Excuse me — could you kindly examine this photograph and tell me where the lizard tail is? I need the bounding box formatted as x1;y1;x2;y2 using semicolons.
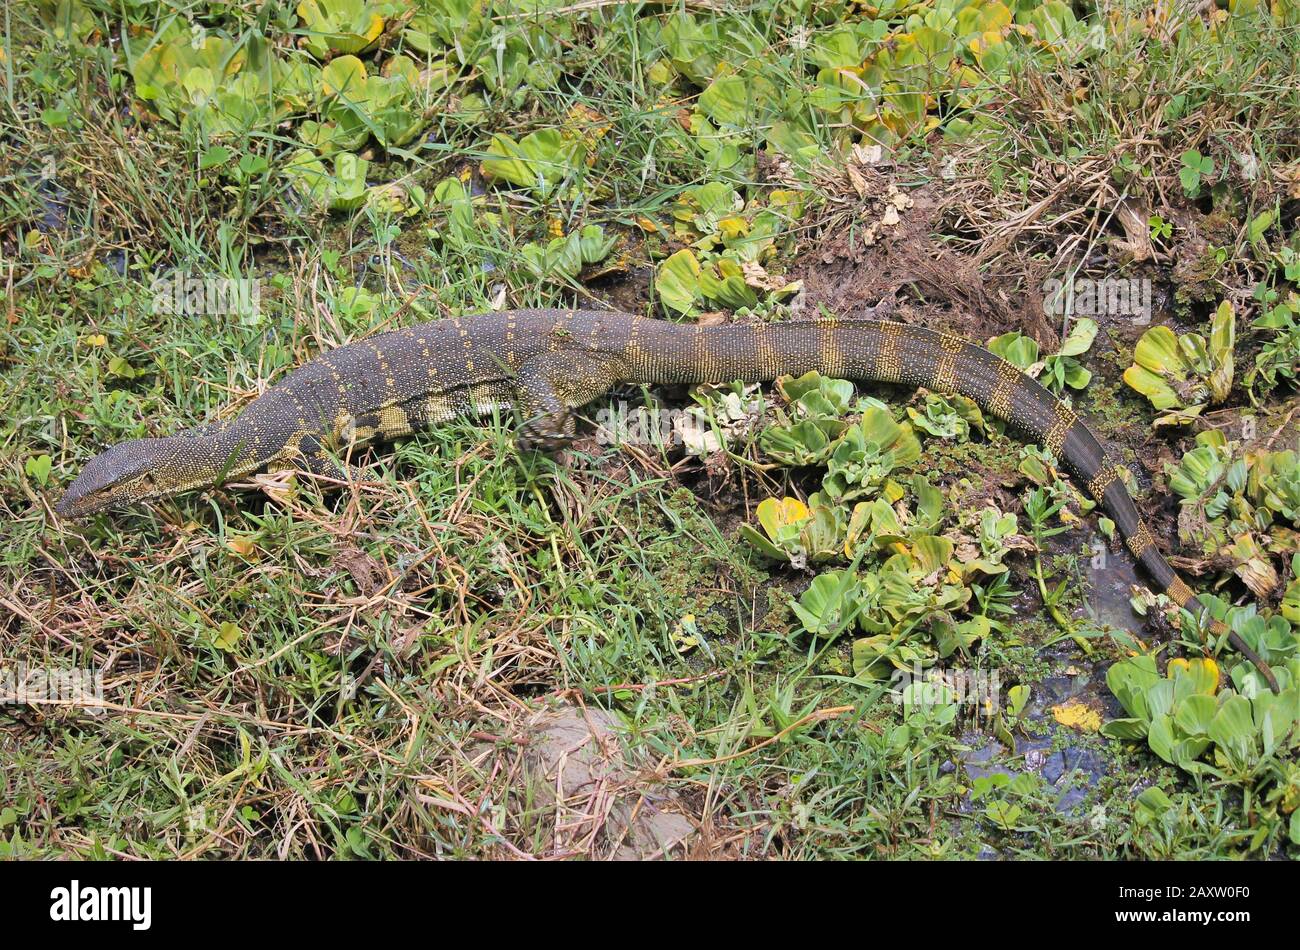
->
664;317;1280;692
897;323;1280;693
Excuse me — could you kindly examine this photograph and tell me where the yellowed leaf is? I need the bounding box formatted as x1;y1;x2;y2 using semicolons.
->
226;536;259;560
717;216;749;239
361;13;384;43
1050;700;1102;732
1167;657;1219;694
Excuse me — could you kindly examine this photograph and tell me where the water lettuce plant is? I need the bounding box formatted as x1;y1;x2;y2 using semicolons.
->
283;149;370;211
1103;652;1300;799
480;128;588;200
906;392;985;440
1248;291;1300;393
987;317;1097;394
791;565;865;639
520;225;616;283
821;408;922;501
1123;302;1235;425
1166;429;1300;597
296;0;389;59
655;250;759;315
740;494;847;568
129;26;318;140
317;54;443;150
650;185;804;316
1104;590;1300;850
753;373;908;477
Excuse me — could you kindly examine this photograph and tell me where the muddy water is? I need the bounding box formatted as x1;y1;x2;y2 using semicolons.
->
955;529;1149;830
1079;530;1148;635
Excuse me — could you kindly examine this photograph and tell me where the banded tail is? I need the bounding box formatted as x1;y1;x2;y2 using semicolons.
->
620;316;1277;690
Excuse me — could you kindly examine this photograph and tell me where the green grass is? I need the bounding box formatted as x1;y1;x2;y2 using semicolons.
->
1;0;1298;859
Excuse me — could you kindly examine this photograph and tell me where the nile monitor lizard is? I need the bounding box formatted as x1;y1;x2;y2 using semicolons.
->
54;308;1279;690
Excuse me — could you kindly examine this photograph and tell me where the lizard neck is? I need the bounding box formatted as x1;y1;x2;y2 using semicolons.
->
166;417;275;489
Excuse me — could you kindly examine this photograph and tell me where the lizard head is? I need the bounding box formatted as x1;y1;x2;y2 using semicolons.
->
55;437;207;519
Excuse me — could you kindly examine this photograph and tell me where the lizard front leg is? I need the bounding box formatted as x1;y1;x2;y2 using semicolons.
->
294;433;366;485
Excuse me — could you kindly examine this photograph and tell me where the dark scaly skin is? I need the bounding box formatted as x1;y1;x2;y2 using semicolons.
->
56;309;1278;690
